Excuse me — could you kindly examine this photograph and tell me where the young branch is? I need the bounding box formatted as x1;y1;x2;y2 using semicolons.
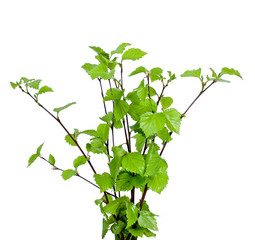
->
98;78;108;115
39;156;115;197
146;74;151;99
156;81;167;105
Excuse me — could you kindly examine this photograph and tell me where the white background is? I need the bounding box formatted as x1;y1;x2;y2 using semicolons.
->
1;0;254;239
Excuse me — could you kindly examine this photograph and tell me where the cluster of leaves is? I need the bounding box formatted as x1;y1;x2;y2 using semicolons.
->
11;42;242;240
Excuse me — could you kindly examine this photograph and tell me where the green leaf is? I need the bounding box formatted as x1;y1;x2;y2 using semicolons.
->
111;43;131;55
94;172;114;193
126;91;141;104
48;154;55;165
102;218;109;239
101;69;116;80
145;142;168;176
87;138;107;154
127;226;144;237
10;82;18;89
26;79;42;89
88;63;108;80
28;153;38;167
150;67;163;81
167;71;176;82
181;68;201;78
122;152;145;175
112;145;127;159
140;99;157;113
160;97;173;110
122;48;147;61
81;63;97;74
129;66;148;77
116;172;134;192
126;202;139;227
97;124;110;142
138;210;158;231
157;127;172;142
110;157;122;181
164;108;181;134
89;46;108;56
65;134;77;146
210;68;218;78
114;100;129;122
73;156;87;169
104;196;129;215
131;174;147;188
132;133;146;153
38;86;53;95
111;221;125;235
219;67;243;79
104;88;124;101
140;112;166;137
100;112;113;123
53;102;76;115
143;228;156;237
147;171;168;194
82;129;99;138
146;85;157;97
62;169;76;180
128;103;147;121
36;143;44;155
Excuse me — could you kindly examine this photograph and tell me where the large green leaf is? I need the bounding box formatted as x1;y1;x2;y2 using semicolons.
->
129;66;148;77
126;91;141;104
219;67;243;79
73;156;87;169
122;152;145;175
157;127;172;142
110;221;126;235
140;99;157;113
163;108;181;134
138;210;158;231
122;48;147;61
181;68;201;78
111;43;131;55
147;171;168;194
127;226;144;237
104;88;124;101
160;97;173;110
126;202;139;227
140;112;166;137
53;102;76;115
145;142;168;176
114;100;129;122
97;124;110;142
94;172;114;192
104;196;129;215
62;169;77;180
115;172;134;192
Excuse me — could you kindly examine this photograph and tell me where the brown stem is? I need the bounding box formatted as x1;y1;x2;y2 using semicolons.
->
156;83;167;105
146;74;151;99
98;78;108;115
139;184;148;210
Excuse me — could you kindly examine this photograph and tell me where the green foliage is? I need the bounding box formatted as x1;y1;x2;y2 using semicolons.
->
12;43;243;240
62;169;77;180
122;48;147;61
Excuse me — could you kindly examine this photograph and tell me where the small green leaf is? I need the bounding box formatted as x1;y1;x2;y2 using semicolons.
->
36;143;44;155
88;63;108;80
104;88;124;101
100;112;113;123
104;196;129;215
127;226;144;237
126;202;139;227
38;86;53;95
140;112;166;137
160;97;173;110
10;82;18;89
114;100;129;122
53;102;76;115
122;152;145;175
112;145;127;159
138;210;158;231
48;154;55;165
82;130;99;138
157;127;172;142
148;171;169;194
109;157;122;181
94;172;114;192
26;79;42;89
81;63;97;74
150;67;163;81
102;218;109;239
97;124;110;142
116;172;134;192
110;221;126;235
164;108;181;134
101;69;116;80
89;46;108;56
122;48;147;61
219;67;243;79
126;91;141;104
62;169;77;180
111;43;131;55
65;134;77;146
181;68;201;78
73;156;87;169
140;98;157;113
143;228;156;237
132;133;146;153
28;153;38;167
129;66;148;77
210;68;218;78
